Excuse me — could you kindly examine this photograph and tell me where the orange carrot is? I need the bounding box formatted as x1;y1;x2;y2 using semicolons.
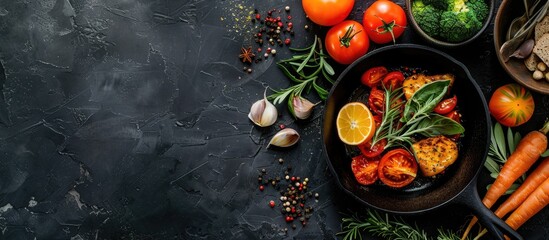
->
461;121;549;240
494;158;549;219
505;176;549;230
472;158;549;240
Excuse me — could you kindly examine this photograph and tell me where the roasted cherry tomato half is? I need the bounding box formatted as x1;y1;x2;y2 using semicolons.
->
368;87;385;115
434;95;457;115
382;71;405;90
373;114;382;129
361;66;388;88
358;138;387;158
445;110;461;123
378;148;417;188
351;155;380;185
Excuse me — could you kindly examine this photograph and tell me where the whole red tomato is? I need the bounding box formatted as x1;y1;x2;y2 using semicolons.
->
325;20;370;64
489;84;534;127
378;148;417;188
302;0;354;26
351;155;380;185
363;0;407;44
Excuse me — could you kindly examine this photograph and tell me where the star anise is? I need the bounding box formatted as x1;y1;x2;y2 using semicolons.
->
239;46;255;64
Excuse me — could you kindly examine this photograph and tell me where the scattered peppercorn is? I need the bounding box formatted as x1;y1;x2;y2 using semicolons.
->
269;200;275;208
285;6;290;11
259;185;264;191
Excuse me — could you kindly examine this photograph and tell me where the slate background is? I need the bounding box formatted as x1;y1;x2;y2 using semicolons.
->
0;0;547;239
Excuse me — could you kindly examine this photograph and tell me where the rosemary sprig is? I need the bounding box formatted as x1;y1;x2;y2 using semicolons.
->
338;209;466;240
484;122;524;194
268;36;335;110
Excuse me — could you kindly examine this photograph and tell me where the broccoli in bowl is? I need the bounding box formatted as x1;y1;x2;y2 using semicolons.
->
412;0;490;43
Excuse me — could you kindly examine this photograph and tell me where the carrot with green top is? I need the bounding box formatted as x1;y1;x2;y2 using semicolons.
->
461;121;549;240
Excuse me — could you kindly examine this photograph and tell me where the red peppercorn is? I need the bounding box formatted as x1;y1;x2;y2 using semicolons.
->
287;15;292;20
276;16;281;22
291;207;296;213
257;48;262;52
279;124;285;129
288;22;293;28
259;185;265;191
277;22;283;27
255;14;261;20
269;200;275;208
291;176;296;182
284;38;291;45
285;216;292;222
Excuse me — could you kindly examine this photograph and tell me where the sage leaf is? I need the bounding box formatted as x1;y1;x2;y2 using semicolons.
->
484;156;500;175
541;149;549;157
415;114;465;137
494;123;506;159
403;80;450;122
507;126;515;154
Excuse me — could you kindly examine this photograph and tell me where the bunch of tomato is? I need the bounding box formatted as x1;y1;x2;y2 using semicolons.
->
303;0;407;64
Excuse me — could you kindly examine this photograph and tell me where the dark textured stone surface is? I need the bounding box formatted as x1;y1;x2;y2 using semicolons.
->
0;0;547;239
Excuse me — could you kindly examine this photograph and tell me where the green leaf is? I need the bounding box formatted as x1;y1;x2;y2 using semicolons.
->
321;58;335;76
297;37;317;73
514;132;522;151
484;156;500;174
494;123;506;159
277;62;304;83
313;80;329;100
403;80;450;122
505;183;521;195
507;127;515;153
490;172;499;178
415;114;465;137
541;149;549;157
287;94;296;118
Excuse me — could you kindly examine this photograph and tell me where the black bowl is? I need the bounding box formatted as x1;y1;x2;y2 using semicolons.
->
405;0;495;48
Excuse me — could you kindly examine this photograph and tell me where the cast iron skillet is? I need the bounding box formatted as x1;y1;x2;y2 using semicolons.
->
321;44;523;240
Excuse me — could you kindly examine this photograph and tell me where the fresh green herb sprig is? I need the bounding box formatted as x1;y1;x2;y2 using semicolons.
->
338;209;466;240
371;80;464;150
484;122;524;194
268;36;335;112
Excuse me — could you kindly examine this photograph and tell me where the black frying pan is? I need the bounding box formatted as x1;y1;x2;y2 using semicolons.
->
321;44;522;240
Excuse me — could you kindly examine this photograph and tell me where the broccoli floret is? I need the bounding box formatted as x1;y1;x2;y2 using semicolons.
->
412;0;442;36
423;0;449;10
439;0;489;42
466;0;489;21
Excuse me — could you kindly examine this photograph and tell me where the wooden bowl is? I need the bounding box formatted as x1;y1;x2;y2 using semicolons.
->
494;0;549;94
405;0;495;48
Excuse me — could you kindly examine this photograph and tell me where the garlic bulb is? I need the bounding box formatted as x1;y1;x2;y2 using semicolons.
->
291;96;319;120
248;88;278;127
267;128;300;148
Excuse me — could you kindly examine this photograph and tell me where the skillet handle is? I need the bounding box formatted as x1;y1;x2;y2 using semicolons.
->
454;183;523;240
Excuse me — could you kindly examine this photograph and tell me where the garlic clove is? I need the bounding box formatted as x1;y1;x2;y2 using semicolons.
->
267;128;300;148
248;88;278;127
510;39;535;60
291;96;320;120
